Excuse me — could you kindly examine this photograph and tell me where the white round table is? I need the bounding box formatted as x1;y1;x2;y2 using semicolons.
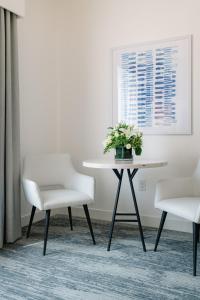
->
83;159;167;252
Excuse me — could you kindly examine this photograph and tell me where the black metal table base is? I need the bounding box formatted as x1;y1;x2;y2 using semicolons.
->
107;168;146;252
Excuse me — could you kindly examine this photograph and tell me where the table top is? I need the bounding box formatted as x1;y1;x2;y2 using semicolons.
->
83;159;167;170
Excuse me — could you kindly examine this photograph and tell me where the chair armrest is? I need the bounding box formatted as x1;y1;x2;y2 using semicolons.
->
69;172;95;200
22;179;43;210
155;177;194;205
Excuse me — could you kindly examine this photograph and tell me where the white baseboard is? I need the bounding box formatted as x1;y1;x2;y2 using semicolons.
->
70;207;192;233
21;208;65;227
21;207;192;233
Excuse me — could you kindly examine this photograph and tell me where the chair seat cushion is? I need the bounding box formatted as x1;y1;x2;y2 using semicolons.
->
155;197;200;223
41;189;94;210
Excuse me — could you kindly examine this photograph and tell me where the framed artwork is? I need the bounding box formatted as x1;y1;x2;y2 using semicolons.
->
112;35;192;134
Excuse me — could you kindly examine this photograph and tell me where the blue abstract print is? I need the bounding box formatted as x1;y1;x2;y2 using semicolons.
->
119;46;178;129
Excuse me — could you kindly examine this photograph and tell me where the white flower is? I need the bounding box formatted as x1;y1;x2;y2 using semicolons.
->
128;125;134;131
114;132;119;138
119;128;126;135
132;126;140;134
108;136;112;142
105;136;112;145
103;136;112;147
125;128;133;139
126;144;132;150
103;140;107;147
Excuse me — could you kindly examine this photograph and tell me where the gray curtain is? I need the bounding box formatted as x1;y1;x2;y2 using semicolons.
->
0;8;21;248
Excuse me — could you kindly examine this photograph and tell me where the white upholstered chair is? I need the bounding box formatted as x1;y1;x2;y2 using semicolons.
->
154;160;200;276
22;153;95;255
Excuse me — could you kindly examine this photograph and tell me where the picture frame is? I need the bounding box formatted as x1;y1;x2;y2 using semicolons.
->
112;35;192;134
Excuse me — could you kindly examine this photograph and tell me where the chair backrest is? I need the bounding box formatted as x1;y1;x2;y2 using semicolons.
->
23;153;76;186
193;159;200;196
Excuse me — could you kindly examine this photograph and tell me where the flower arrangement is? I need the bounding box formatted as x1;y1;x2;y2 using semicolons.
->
103;123;143;160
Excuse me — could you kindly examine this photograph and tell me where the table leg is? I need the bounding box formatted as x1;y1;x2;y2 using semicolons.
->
107;168;146;252
107;169;124;251
127;169;146;252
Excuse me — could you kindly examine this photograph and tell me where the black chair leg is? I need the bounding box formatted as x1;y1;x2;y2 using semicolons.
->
193;222;198;276
43;210;51;256
154;211;167;251
83;204;96;245
197;224;200;243
68;207;73;230
26;206;36;238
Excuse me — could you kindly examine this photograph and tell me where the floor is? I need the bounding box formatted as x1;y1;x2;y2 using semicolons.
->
0;215;200;300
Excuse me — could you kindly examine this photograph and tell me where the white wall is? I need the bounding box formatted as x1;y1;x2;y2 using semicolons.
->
18;0;200;232
0;0;25;17
56;1;88;164
58;0;200;232
18;0;59;221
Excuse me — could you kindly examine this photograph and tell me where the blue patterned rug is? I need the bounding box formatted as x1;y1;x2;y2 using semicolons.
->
0;215;200;300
